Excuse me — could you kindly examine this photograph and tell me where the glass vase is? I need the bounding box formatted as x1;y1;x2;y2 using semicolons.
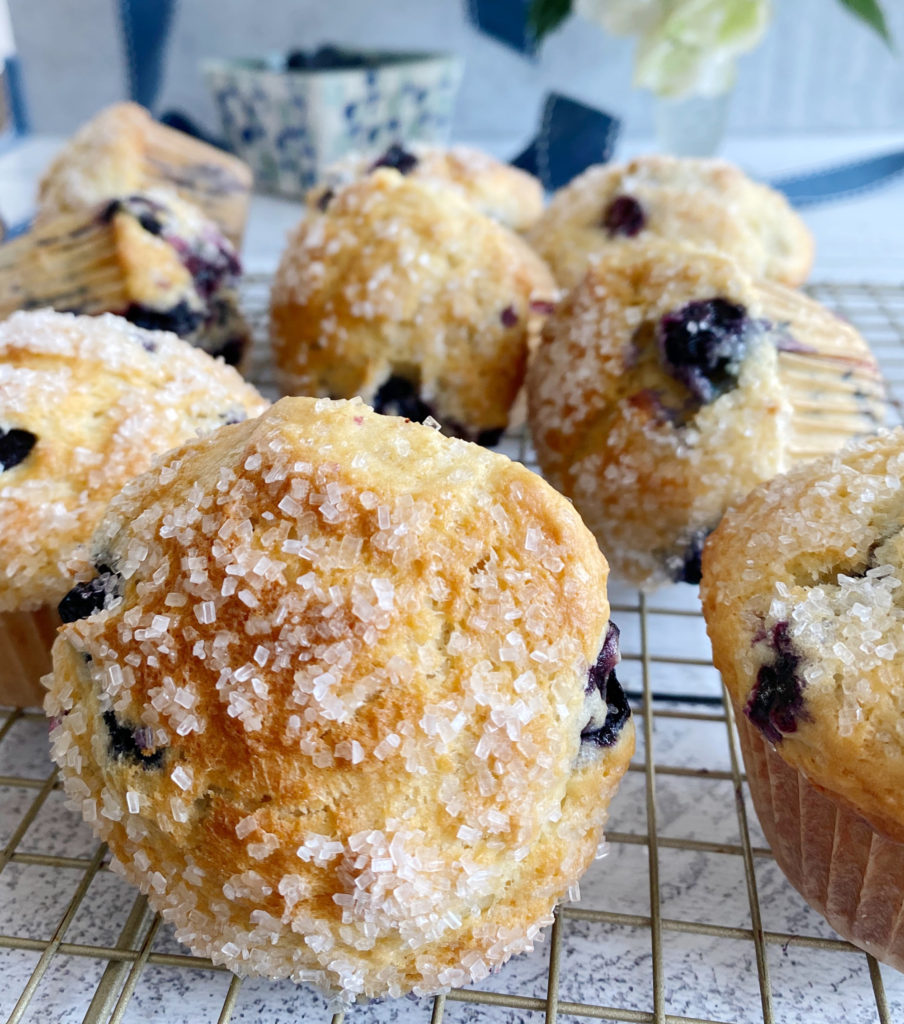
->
652;90;732;158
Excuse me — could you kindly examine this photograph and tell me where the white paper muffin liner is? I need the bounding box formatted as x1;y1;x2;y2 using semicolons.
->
0;605;60;708
737;712;904;969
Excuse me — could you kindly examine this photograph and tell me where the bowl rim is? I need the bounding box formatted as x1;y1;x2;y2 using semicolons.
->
202;51;462;80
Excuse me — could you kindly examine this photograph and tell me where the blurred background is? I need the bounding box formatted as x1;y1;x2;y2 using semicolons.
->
9;0;904;149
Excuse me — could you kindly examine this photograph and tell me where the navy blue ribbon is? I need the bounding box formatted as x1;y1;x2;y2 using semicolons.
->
4;55;28;136
513;92;621;191
465;0;538;56
118;0;177;112
771;150;904;208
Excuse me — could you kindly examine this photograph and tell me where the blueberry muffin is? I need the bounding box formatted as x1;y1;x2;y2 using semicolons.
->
0;309;267;707
45;396;634;1000
702;428;904;969
527;243;885;589
307;142;545;232
36;103;252;247
525;155;814;291
271;170;556;444
0;191;251;367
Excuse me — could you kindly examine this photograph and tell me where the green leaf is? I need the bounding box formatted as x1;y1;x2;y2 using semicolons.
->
527;0;574;44
837;0;893;46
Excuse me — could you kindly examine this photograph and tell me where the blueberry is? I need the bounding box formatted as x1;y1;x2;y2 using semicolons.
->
100;196;164;236
169;240;241;301
103;711;164;769
476;427;505;448
316;188;334;212
220;407;247;425
582;671;631;747
745;621;807;743
602;195;646;238
210;337;247;367
581;622;631;747
372;375;434;422
287;45;368;71
658;298;752;405
500;305;518;328
672;529;710;585
369;143;419;176
58;566;121;623
124;301;205;338
0;427;37;471
529;299;556;316
586;622;620;693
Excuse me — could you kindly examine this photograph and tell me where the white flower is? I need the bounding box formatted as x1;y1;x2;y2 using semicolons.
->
635;0;772;98
574;0;665;36
575;0;772;99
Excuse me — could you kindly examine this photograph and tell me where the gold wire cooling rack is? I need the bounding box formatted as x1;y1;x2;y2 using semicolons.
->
3;279;904;1024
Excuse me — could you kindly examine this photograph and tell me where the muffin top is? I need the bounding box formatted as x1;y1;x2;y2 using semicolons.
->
46;396;632;998
272;169;556;439
306;143;545;232
0;309;267;612
35;102;252;243
702;429;904;842
525;155;814;290
527;241;884;588
37;104;155;218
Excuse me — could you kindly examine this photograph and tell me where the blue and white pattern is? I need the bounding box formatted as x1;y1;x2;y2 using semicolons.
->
204;54;463;198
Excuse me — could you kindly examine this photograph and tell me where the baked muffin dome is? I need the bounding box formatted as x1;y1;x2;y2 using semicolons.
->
271;170;556;445
45;396;634;1000
0;309;267;614
36;102;252;247
527;243;885;589
525;155;814;291
306;142;545;232
702;429;904;968
0;191;251;368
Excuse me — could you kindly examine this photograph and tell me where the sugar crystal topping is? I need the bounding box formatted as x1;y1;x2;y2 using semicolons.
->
45;396;623;1001
0;309;267;610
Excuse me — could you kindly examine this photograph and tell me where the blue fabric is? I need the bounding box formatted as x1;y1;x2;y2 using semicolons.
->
4;217;29;238
465;0;537;56
512;93;620;191
118;0;177;111
771;149;904;208
4;55;28;135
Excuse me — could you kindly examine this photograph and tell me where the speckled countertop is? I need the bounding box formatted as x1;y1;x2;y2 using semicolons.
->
3;134;904;1024
6;574;904;1024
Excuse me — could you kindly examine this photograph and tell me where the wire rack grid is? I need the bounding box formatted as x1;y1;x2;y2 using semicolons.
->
2;280;904;1024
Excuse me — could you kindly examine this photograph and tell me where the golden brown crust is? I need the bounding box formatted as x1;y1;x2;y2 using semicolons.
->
0;310;268;612
36;103;252;247
525;155;814;291
306;144;545;232
271;171;556;440
45;396;633;999
527;242;885;589
702;428;904;844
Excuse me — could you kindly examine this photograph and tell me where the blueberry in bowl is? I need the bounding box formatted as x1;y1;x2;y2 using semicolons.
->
203;49;462;198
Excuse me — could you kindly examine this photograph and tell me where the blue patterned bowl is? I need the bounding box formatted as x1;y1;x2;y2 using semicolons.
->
203;51;463;199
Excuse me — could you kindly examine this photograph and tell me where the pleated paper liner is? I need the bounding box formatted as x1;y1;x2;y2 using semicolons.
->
755;279;889;460
736;712;904;970
0;605;59;708
140;115;253;249
0;211;131;319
